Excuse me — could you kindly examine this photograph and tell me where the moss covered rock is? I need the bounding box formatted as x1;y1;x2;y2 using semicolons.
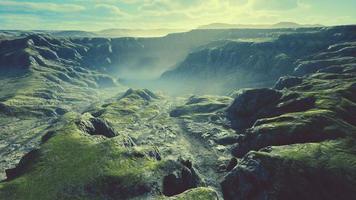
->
222;139;356;200
0;113;171;200
222;55;356;199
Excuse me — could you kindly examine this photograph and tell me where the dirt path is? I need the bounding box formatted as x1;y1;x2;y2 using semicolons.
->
173;118;227;198
136;96;227;196
133;96;229;197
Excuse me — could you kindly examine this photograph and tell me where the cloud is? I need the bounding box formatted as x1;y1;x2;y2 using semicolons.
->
227;0;249;6
0;1;85;13
140;1;171;11
95;4;129;16
131;0;250;28
74;0;139;3
139;0;205;11
0;14;42;30
0;0;354;30
249;0;299;10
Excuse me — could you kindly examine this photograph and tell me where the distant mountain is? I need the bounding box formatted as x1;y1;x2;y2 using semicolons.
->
0;29;187;39
0;22;324;39
271;21;323;28
95;28;187;38
51;30;97;38
198;21;324;29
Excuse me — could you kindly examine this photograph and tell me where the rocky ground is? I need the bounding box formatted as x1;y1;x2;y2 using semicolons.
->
0;26;356;199
0;87;236;199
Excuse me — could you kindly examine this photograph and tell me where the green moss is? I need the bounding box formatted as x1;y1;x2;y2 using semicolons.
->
89;90;161;129
156;187;218;200
247;138;356;199
253;108;332;127
0;116;163;200
269;138;356;172
170;95;232;117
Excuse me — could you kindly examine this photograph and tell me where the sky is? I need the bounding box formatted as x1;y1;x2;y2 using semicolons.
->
0;0;355;31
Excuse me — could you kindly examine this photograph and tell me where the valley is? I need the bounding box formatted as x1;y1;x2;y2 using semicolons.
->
0;25;355;200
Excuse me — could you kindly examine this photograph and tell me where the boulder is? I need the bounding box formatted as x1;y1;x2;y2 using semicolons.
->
226;88;282;130
5;149;40;181
227;87;317;132
221;153;269;200
222;141;356;200
76;117;117;138
162;160;203;196
231;111;350;157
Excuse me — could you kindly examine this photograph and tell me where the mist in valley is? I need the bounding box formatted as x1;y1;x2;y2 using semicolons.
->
104;28;309;96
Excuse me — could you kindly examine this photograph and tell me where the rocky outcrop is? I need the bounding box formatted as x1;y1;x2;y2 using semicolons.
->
170;95;232;117
160;25;356;93
226;88;283;130
231;110;350;157
162;160;203;196
5;149;40;181
227;87;316;132
76;117;118;138
221;153;269;200
221;49;356;199
294;57;356;76
222;141;356;200
227;68;356;157
120;88;158;101
293;40;356;76
0;35;78;70
0;34;119;90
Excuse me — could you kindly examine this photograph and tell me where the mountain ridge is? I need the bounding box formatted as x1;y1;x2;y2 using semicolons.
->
197;21;324;29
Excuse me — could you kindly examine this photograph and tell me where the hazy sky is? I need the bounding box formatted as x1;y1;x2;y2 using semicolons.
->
0;0;355;31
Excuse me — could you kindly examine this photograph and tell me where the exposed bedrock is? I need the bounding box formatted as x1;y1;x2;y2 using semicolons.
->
5;149;40;181
231;110;351;157
222;61;356;199
162;160;204;196
226;88;315;131
222;140;356;200
76;116;118;138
